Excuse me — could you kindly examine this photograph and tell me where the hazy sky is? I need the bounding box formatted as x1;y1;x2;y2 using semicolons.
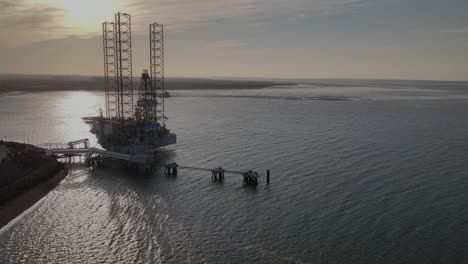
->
1;0;468;80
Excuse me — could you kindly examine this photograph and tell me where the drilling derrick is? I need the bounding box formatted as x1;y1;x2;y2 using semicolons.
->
150;23;166;125
136;70;160;146
137;70;157;121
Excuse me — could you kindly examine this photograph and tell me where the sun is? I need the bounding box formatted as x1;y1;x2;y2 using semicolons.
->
37;0;126;33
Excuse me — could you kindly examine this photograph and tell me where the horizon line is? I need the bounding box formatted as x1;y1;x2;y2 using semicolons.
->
0;73;467;83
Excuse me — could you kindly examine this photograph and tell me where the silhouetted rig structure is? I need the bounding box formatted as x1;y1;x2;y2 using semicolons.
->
41;12;270;187
83;12;175;165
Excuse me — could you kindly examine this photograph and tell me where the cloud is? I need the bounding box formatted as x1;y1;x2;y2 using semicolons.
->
0;0;371;48
0;0;16;10
443;26;468;34
128;0;370;30
418;26;468;36
0;1;64;29
211;40;246;48
318;0;369;15
0;0;67;48
14;8;64;29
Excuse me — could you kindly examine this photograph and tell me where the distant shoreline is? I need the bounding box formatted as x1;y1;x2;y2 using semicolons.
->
1;75;467;93
0;76;290;92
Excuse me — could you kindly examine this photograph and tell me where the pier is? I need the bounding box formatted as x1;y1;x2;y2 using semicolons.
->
164;163;264;187
42;139;270;187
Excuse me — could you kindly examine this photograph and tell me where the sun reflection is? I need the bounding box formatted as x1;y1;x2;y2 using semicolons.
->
37;0;127;33
52;91;104;146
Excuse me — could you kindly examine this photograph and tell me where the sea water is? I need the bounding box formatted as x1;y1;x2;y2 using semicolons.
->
1;80;468;263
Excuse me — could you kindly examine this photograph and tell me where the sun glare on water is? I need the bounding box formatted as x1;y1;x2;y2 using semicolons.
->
37;0;127;33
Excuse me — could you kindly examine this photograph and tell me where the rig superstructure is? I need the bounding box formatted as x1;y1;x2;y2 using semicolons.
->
83;12;176;165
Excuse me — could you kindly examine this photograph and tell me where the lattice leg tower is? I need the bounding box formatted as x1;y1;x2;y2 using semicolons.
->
115;12;134;122
150;23;165;125
102;22;119;118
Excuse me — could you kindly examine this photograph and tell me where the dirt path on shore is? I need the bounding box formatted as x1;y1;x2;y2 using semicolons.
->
0;169;68;230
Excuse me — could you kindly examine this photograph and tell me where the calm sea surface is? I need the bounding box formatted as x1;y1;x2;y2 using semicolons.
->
1;80;468;263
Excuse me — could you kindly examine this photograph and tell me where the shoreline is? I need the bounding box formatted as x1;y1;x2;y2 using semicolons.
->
0;141;68;230
0;169;68;230
0;77;290;92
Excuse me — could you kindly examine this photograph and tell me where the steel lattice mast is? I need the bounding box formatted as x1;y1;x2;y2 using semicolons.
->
102;13;134;122
115;12;134;122
149;23;165;125
102;22;118;118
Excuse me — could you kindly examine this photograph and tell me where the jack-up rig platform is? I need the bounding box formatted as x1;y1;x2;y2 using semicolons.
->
42;12;269;187
82;12;175;165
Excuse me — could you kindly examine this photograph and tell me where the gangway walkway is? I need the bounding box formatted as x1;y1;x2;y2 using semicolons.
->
42;139;152;164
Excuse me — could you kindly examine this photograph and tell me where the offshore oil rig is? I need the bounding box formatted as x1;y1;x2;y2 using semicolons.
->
82;12;176;165
42;12;267;186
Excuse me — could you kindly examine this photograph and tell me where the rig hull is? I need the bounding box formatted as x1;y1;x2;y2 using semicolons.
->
83;116;176;164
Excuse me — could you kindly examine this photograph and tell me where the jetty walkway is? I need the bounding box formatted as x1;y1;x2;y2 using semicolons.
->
40;139;270;187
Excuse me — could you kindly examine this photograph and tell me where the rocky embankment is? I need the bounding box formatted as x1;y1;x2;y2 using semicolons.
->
0;141;67;228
